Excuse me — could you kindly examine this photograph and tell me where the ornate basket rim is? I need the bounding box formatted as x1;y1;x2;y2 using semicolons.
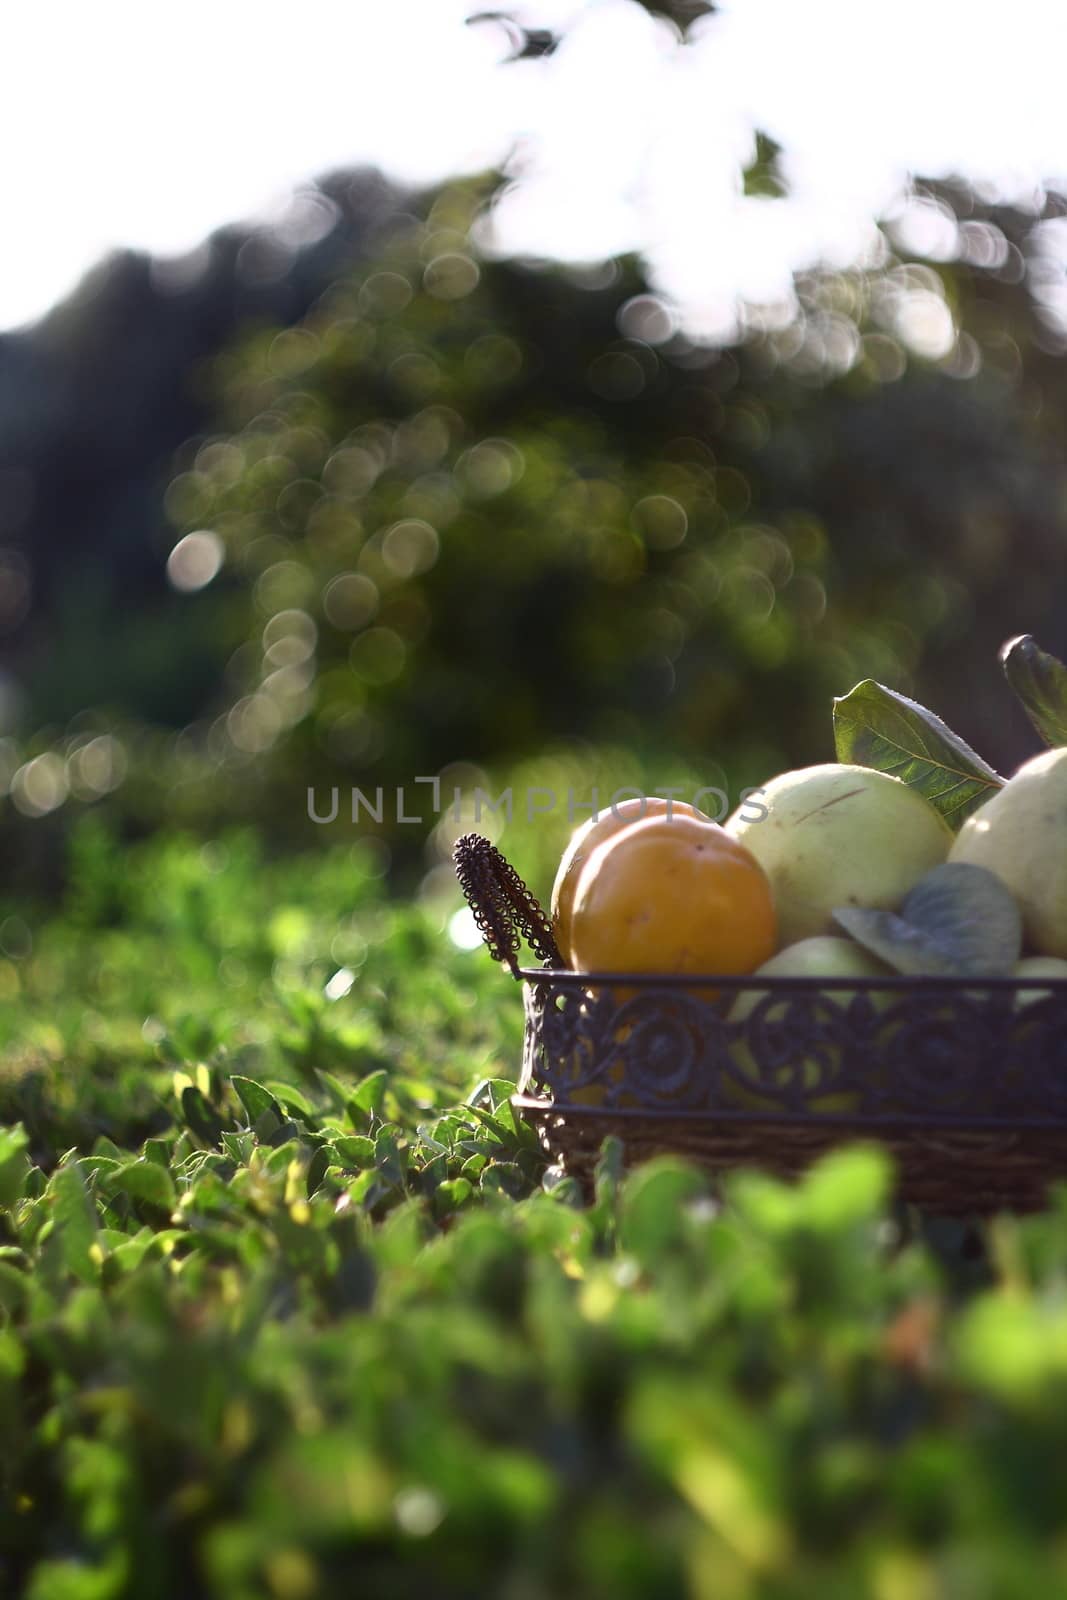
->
515;965;1067;1198
518;965;1067;990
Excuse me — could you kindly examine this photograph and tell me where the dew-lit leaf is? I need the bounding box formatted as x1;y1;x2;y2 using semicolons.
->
232;1076;282;1124
833;679;1002;828
1000;633;1067;748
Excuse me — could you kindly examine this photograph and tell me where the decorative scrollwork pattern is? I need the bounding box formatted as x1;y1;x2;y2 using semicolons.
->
519;973;1067;1127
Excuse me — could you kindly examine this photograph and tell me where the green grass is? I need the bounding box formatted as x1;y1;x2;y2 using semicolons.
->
5;821;1067;1598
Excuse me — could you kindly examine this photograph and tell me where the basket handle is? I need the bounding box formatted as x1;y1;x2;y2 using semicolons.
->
453;833;563;976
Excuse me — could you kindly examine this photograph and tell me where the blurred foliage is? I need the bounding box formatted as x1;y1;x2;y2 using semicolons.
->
5;826;1067;1592
743;132;788;200
0;169;405;733
143;174;1067;871
163;180;847;840
6;168;1067;892
470;0;718;56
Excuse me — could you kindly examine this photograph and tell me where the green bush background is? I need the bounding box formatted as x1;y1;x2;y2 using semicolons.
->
4;830;1067;1597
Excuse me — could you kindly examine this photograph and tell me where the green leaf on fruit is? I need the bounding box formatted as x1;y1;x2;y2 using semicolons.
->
833;680;1002;829
833;863;1022;977
999;633;1067;748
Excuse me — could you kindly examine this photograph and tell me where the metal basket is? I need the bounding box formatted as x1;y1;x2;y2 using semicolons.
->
454;833;1067;1212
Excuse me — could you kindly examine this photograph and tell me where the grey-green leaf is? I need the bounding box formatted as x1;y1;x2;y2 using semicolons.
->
833;679;1002;829
902;863;1022;976
999;634;1067;748
833;906;963;976
834;862;1022;977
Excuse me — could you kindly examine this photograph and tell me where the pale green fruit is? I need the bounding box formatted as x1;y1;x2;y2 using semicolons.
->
725;764;953;948
733;935;896;986
949;748;1067;958
1011;955;1067;1008
725;935;894;1113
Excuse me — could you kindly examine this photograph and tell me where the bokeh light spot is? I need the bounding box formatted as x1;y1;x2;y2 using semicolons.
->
323;573;379;631
381;519;439;579
227;694;283;754
894;291;956;359
394;1487;446;1538
262;664;315;727
423;253;481;300
166;530;223;593
324;966;355;1001
262;609;318;662
268;328;320;377
456;439;524;498
633;495;688;550
617;294;676;345
722;567;776;623
254;562;316;614
11;753;69;816
359;272;414;318
68;735;128;799
322;445;382;497
888;196;959;261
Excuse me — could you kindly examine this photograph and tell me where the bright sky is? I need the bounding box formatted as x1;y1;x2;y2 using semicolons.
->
2;0;1067;334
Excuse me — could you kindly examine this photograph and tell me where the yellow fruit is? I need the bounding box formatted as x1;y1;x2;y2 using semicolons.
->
725;763;953;947
569;814;776;978
561;1036;629;1110
551;796;707;963
725;936;894;1113
948;748;1067;958
1011;955;1067;1007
